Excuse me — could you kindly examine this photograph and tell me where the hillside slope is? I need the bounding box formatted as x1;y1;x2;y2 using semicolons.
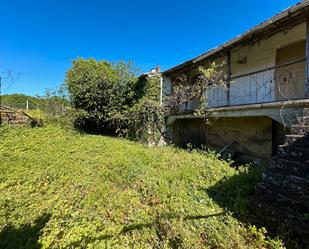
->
0;126;283;248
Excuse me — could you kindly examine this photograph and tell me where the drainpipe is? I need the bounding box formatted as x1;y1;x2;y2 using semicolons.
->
160;75;163;106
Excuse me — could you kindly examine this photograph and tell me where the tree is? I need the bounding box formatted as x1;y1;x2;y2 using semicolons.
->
65;58;138;134
37;85;70;116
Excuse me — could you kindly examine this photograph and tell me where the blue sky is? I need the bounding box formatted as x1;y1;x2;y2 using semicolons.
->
0;0;301;96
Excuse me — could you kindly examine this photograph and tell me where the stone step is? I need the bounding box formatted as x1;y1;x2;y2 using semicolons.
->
269;163;308;177
291;124;309;128
302;108;309;115
255;182;309;212
262;173;309;192
263;167;309;180
297;116;309;124
277;146;309;160
0;109;31;125
271;156;309;168
284;134;309;146
291;125;309;134
301;113;309;117
253;196;309;240
278;143;309;151
269;159;309;176
285;134;305;139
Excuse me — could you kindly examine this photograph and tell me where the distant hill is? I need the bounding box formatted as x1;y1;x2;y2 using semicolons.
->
1;94;70;115
1;94;40;110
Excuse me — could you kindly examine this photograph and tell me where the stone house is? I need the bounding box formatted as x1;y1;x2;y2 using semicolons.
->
161;1;309;163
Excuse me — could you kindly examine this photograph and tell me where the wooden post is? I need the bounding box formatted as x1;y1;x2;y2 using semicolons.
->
305;15;309;97
226;51;231;105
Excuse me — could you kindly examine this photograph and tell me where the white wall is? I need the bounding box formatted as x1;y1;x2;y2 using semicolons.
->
229;22;306;106
163;22;306;110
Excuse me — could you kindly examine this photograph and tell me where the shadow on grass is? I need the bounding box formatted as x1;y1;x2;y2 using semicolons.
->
0;213;51;249
205;163;305;248
205;164;263;225
67;212;225;248
118;212;225;235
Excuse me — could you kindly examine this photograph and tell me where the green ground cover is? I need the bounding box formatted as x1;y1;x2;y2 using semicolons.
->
0;125;284;248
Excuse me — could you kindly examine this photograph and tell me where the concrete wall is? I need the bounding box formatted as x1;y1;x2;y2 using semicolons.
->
172;116;273;160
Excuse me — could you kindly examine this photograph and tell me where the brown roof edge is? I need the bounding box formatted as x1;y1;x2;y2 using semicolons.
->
163;1;309;75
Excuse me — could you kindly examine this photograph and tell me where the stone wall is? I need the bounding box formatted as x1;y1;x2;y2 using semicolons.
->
254;109;309;246
0;106;37;126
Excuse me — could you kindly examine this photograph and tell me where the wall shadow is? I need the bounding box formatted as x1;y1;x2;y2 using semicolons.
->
205;164;263;226
0;213;51;249
205;163;305;248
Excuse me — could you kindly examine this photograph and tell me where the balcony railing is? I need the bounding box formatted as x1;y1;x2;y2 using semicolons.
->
176;59;307;113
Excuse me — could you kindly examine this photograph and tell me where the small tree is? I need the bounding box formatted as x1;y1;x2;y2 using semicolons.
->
37;84;69;116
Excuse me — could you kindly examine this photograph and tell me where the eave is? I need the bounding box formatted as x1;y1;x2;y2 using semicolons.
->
163;1;309;76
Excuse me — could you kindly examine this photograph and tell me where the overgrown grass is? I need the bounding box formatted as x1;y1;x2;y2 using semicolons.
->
0;125;284;248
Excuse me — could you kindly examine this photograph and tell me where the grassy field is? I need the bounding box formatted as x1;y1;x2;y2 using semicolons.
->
0;125;284;248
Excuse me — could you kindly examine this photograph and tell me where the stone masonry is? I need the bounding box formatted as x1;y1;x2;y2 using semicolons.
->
0;106;38;126
254;108;309;245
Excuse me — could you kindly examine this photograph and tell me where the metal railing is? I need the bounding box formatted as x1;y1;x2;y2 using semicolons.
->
176;59;307;112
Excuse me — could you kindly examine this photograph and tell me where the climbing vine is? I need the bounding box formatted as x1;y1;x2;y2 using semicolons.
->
164;62;228;117
127;75;164;144
127;62;228;144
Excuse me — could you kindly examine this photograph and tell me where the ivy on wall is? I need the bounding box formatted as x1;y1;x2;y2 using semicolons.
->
65;58;227;144
127;75;164;144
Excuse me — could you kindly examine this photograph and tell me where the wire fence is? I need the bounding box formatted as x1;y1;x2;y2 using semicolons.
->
1;98;69;117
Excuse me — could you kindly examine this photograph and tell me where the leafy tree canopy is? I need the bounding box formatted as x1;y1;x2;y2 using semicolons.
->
65;58;141;134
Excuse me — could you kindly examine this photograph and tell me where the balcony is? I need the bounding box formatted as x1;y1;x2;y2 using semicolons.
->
174;59;307;114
